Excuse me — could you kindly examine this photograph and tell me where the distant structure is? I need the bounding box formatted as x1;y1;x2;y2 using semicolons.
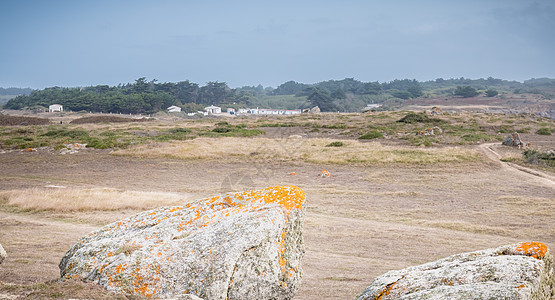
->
49;104;63;112
167;105;182;113
248;108;302;115
205;105;222;114
362;103;382;112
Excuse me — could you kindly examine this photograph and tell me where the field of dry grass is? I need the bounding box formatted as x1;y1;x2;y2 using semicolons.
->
0;188;190;212
113;137;481;165
0;110;554;299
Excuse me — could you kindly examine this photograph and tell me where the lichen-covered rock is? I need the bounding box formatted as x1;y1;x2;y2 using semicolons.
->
357;242;554;300
59;186;306;299
0;243;6;264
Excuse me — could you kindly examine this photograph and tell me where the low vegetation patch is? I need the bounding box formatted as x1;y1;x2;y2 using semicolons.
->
0;115;51;126
397;112;445;124
69;116;151;124
536;127;552;135
325;141;345;147
358;131;383;140
523;149;555;167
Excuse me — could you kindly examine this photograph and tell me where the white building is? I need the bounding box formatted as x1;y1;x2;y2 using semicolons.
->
249;108;302;115
49;104;63;112
227;108;235;114
167;105;182;113
205;105;222;114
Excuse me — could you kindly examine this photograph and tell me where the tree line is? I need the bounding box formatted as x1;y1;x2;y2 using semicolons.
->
3;77;554;113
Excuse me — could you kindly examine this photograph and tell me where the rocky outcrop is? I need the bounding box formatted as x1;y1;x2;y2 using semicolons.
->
357;242;554;300
59;186;306;299
0;243;6;264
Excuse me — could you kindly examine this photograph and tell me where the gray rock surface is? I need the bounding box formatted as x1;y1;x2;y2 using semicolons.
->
0;243;6;264
357;242;554;300
59;186;306;299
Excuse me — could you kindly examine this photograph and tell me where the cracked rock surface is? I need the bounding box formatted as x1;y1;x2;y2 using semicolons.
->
59;185;306;299
357;242;554;300
0;243;6;264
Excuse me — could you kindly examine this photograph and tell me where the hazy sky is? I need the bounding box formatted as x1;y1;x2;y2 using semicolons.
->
1;0;554;89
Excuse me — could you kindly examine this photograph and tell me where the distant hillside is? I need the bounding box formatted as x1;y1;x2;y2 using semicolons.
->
0;87;33;96
2;77;554;113
0;87;33;106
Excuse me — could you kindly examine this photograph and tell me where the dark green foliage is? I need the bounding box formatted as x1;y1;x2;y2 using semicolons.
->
41;129;89;139
326;141;345;147
331;89;346;99
358;131;383;140
5;77;555;114
523;149;555;167
454;86;479;98
485;89;499;97
272;81;309;95
391;91;413;100
212;127;231;133
308;89;338;112
169;128;191;134
397;112;445;124
536;127;552;135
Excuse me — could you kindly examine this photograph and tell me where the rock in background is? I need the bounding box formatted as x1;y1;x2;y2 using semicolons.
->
357;242;554;300
59;185;306;299
0;243;6;264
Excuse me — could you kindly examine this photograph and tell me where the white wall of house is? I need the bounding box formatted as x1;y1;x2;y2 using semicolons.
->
49;104;63;112
167;105;182;112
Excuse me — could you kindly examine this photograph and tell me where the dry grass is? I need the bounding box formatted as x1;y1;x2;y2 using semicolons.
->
0;188;191;212
113;137;482;164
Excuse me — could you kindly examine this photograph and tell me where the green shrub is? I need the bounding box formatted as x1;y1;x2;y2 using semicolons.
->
358;131;383;140
536;127;552;135
41;129;89;138
523;149;554;167
326;141;345;147
212;127;231;133
397;112;445;124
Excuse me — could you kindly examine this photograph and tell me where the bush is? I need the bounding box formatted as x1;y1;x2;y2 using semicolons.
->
169;127;191;134
523;149;555;167
359;131;383;140
485;89;499;97
397;112;445;124
325;141;345;147
212;127;231;133
536;127;552;135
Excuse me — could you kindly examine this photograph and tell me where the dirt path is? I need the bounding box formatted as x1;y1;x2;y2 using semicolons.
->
478;143;555;187
0;211;100;285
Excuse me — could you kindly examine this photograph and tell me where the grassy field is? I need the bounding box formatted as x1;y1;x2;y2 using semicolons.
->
0;109;553;299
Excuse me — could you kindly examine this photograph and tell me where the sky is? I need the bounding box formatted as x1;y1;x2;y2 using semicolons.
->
1;0;554;89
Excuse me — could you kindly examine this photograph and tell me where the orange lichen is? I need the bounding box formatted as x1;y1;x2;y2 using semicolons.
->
64;186;305;297
515;242;548;259
516;284;526;290
376;282;396;300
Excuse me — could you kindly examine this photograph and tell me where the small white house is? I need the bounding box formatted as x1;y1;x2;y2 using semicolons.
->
227;108;235;114
49;104;63;112
167;105;182;113
205;105;222;114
